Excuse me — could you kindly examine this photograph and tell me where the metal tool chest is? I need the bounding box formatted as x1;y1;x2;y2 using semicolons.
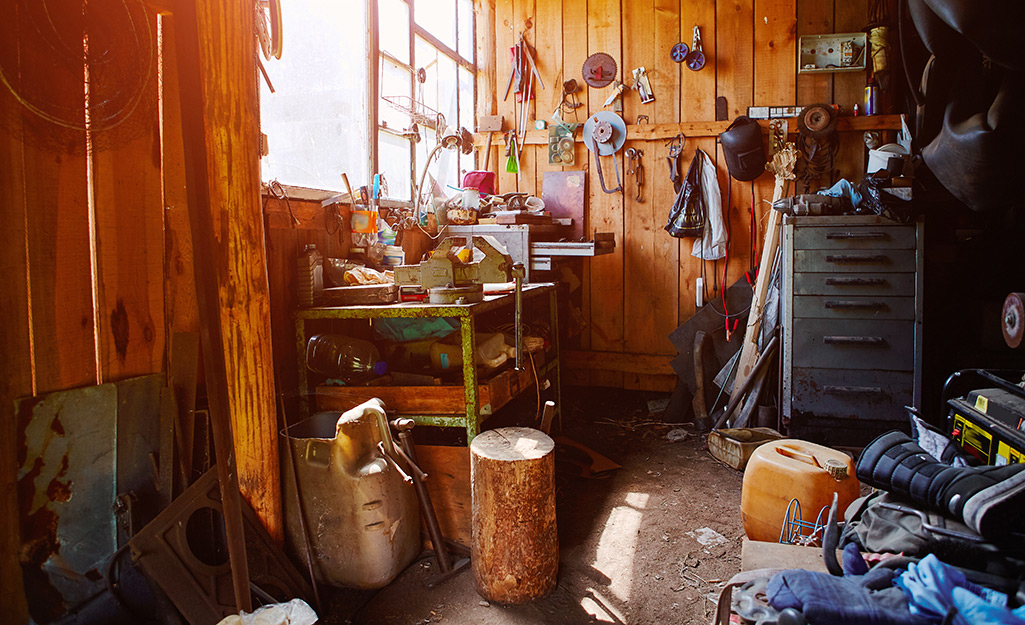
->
782;215;924;446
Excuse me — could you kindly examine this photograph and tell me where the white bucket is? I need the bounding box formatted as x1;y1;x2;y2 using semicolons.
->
867;143;909;174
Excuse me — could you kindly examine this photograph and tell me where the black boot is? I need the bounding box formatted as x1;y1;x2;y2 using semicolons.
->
857;430;1025;539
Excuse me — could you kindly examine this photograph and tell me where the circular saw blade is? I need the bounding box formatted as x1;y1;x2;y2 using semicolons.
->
582;52;618;88
1003;292;1025;349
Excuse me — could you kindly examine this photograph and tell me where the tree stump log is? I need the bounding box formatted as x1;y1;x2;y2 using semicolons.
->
470;427;557;603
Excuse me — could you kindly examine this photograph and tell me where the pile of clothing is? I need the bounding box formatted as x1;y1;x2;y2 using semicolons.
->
721;419;1025;624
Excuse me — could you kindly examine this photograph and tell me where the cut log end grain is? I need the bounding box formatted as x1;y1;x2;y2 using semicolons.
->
470;427;558;604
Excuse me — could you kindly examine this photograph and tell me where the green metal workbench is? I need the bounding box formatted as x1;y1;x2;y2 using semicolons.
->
295;283;559;442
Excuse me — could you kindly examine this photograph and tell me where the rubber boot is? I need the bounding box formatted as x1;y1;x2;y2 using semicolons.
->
856;430;1025;539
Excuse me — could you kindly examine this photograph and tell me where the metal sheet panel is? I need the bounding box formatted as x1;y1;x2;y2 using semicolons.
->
17;384;117;622
793;249;917;273
790;367;914;422
792;224;916;250
791;295;916;321
792;272;916;297
791;318;916;371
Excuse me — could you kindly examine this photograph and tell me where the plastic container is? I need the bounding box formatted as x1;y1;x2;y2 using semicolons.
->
741;439;860;542
867;143;909;174
297;244;324;308
429;332;512;372
282;398;420;588
306;334;387;383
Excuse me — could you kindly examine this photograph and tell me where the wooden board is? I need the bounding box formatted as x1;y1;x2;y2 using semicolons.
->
495;0;516;195
741;538;829;573
753;0;797;107
194;1;282;541
92;10;165;382
417;445;472;547
586;0;625;389
0;58;33;625
160;17;200;342
832;0;868;182
315;362;542;416
621;0;658;390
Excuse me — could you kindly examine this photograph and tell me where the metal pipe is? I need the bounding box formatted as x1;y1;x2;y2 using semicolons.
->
714;328;780;430
513;263;525;370
394;424;453;573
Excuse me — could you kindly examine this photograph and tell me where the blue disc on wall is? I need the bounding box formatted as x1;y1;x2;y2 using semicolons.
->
670;42;689;63
686;50;706;71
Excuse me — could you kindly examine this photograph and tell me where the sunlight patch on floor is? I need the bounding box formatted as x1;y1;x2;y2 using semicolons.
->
591;492;649;604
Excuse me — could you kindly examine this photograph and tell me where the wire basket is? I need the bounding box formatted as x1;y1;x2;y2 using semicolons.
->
382;95;444;130
779;498;831;546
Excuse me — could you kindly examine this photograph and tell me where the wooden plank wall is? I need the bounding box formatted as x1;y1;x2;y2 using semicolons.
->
484;0;884;391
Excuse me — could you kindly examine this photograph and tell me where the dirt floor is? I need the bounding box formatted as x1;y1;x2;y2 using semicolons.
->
318;387;747;625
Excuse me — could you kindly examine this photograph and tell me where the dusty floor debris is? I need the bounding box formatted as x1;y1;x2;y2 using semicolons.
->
320;387;745;625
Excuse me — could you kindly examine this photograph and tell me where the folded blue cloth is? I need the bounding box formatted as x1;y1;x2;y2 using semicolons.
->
896;554;1025;625
768;568;928;625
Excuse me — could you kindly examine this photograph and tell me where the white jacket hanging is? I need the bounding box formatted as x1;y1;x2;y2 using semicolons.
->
691;149;726;261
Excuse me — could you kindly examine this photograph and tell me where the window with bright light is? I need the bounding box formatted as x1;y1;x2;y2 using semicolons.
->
259;0;369;191
259;0;476;202
377;0;476;201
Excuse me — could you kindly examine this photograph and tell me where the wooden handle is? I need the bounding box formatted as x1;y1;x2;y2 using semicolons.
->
482;132;494;171
776;445;822;468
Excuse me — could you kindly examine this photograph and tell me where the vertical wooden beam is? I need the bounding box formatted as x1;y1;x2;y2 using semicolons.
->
532;0;563;196
495;0;516;194
0;61;33;625
160;18;199;340
192;0;282;542
586;0;624;388
170;0;253;611
753;0;797;106
476;0;498;171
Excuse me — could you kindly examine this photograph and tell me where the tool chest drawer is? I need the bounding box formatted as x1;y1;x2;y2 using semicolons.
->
791;295;916;321
792;272;916;297
791;318;916;371
792;223;917;250
782;215;923;445
792;248;916;273
790;368;914;423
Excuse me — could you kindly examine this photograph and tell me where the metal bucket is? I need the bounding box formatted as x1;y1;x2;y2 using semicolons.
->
283;398;420;589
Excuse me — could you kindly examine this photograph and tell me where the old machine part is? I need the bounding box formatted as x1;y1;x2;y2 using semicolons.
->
666;133;686;193
1003;293;1025;349
391;418;472;588
394;235;514;304
548;121;578;165
631;67;654;103
129;468;312;625
282;399;420;590
796;103;839;191
685;26;706;71
582;111;627;194
625;147;644;202
582;52;617;88
670;41;689;62
771;194;848;216
945;369;1025;466
559;78;583;112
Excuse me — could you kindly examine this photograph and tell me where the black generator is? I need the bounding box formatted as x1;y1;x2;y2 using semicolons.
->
945;369;1025;466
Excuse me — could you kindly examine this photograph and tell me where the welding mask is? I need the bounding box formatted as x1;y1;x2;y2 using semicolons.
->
719;116;767;181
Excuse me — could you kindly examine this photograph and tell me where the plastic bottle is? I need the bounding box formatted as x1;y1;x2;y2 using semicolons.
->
864;77;879;116
306;334;388;383
298;244;324;308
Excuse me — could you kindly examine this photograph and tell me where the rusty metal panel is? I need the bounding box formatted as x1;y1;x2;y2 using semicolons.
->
790;367;914;422
16;384;118;623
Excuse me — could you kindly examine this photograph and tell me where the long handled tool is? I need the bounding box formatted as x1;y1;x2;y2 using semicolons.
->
391;419;470;588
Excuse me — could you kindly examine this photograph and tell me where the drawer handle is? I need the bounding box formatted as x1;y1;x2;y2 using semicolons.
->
824;300;886;310
826;231;887;240
823;385;886;395
824;335;885;345
825;254;889;264
824;276;889;286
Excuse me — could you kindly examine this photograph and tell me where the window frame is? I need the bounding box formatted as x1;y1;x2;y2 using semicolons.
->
372;0;477;202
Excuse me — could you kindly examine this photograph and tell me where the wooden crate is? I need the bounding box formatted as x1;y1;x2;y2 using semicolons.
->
315;351;545;416
416;444;472;548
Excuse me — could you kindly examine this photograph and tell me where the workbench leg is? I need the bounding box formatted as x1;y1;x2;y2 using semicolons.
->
295;318;309;418
461;316;479;442
549;289;562;432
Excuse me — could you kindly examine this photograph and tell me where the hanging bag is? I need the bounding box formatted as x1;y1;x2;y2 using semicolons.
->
664;151;706;237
